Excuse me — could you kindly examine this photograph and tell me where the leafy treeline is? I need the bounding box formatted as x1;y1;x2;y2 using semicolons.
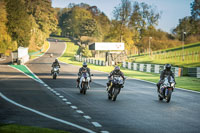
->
173;0;200;44
56;0;200;56
0;0;57;55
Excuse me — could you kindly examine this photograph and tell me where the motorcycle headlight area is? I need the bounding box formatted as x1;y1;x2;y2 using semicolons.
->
171;83;175;87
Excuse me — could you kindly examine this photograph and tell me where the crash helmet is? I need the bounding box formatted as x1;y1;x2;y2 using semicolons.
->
165;64;171;71
55;59;58;62
83;62;87;67
114;66;120;72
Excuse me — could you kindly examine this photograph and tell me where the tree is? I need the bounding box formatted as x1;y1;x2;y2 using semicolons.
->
0;0;15;54
6;0;32;47
113;0;132;41
173;0;200;43
191;0;200;20
80;19;98;37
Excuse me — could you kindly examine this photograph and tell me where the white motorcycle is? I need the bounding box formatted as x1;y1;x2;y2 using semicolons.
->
52;66;59;79
158;76;175;103
79;72;92;95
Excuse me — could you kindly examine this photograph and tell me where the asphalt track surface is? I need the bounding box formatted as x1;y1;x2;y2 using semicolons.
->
0;39;200;133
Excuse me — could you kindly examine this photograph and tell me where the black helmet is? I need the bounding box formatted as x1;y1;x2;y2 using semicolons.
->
114;66;120;72
55;59;58;62
83;62;87;67
165;64;171;71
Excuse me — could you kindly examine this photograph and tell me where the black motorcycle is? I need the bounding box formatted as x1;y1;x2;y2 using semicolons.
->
107;76;125;101
158;76;175;103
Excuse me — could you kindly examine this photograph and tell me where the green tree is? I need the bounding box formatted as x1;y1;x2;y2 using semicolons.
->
6;0;32;47
80;19;98;37
191;0;200;20
173;0;200;43
113;0;132;41
0;0;15;54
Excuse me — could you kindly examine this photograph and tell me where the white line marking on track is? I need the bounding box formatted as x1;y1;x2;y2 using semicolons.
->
0;93;96;133
47;87;51;90
62;98;67;101
76;110;84;114
83;115;91;119
101;131;110;133
55;93;60;96
66;102;72;105
92;122;102;127
71;106;77;109
59;96;64;98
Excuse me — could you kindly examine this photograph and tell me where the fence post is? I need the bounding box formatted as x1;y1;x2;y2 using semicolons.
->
133;63;137;71
155;65;160;73
146;64;151;72
128;62;131;69
197;67;200;78
123;61;126;68
139;64;144;71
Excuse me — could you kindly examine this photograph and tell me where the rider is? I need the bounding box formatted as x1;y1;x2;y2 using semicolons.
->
51;59;60;75
77;62;91;87
107;66;125;92
157;64;175;92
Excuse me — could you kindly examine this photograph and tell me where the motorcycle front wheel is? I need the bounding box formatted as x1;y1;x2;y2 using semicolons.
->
53;74;57;79
166;89;172;103
83;83;87;95
158;95;163;101
112;88;119;101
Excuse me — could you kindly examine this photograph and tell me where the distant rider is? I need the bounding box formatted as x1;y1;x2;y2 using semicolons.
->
51;59;60;75
107;66;125;92
157;64;175;92
77;62;91;87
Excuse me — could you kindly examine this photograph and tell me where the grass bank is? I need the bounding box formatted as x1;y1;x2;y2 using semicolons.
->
128;42;200;67
29;41;49;60
57;37;200;92
0;124;69;133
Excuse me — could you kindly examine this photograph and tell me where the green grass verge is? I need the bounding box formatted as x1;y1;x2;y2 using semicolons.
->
0;124;69;133
57;37;200;92
128;42;200;67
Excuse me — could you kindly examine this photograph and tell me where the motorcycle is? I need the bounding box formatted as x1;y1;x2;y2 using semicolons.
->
107;76;125;101
79;71;92;95
52;66;59;79
158;76;175;103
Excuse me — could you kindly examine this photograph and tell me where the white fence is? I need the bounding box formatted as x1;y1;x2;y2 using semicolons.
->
74;56;198;78
122;61;182;77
